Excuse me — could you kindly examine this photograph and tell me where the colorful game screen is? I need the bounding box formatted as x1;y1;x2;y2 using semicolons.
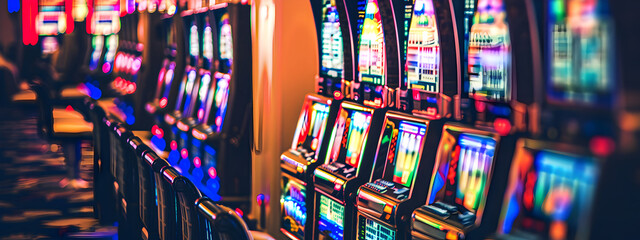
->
318;195;345;240
391;121;426;187
358;217;396;240
467;0;511;102
91;0;120;35
406;0;440;93
281;177;307;239
357;0;386;86
38;0;66;35
219;13;233;74
159;63;176;108
41;36;59;55
103;35;118;73
547;0;613;105
89;35;104;70
203;21;214;69
320;0;344;79
194;73;212;123
325;106;373;168
189;22;200;67
178;70;198;113
497;144;598;240
428;128;498;223
291;99;331;157
210;75;230;132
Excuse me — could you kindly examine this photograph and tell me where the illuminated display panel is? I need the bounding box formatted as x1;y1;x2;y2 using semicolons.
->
326;107;373;168
103;35;118;73
38;0;66;35
320;0;344;79
189;23;200;66
357;0;386;86
41;36;59;55
358;217;395;240
406;0;440;93
179;70;198;112
209;75;230;132
498;145;597;239
281;177;307;239
428;129;497;224
92;0;120;35
219;13;233;74
203;23;214;69
391;121;426;187
194;73;212;123
292;100;331;157
159;63;176;107
547;0;613;105
318;195;345;240
89;35;104;71
467;0;511;102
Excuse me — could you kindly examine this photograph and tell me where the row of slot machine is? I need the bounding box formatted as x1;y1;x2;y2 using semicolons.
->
279;0;625;240
82;0;255;214
142;0;253;214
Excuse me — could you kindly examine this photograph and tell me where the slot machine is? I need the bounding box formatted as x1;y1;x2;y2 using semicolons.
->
354;0;461;239
145;0;184;153
410;0;540;239
311;0;413;239
163;7;202;166
186;1;253;213
279;0;355;238
36;0;71;60
491;1;615;239
83;0;122;100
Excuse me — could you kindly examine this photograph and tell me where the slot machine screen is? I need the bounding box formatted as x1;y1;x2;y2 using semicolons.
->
326;106;373;168
320;0;344;79
38;0;66;35
179;70;198;112
359;217;396;240
467;0;511;102
89;35;104;70
194;73;212;123
281;177;307;239
189;22;200;67
219;13;233;74
207;74;230;132
102;35;118;73
203;21;214;69
547;0;613;105
41;36;59;55
391;121;426;187
428;128;497;224
318;195;345;240
497;144;598;239
357;0;386;86
291;99;331;157
92;0;120;35
406;0;440;93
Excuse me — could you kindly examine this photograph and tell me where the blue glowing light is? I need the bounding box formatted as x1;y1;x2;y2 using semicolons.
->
8;0;20;13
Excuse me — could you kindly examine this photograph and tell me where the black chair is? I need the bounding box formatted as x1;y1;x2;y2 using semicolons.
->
110;121;141;237
85;100;118;223
196;197;253;240
128;137;160;240
156;165;183;240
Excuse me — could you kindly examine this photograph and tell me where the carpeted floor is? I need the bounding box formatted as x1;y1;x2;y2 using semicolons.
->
0;106;117;239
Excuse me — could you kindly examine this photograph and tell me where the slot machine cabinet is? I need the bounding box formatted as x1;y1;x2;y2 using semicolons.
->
354;0;460;239
397;0;460;120
493;139;600;240
280;94;339;240
355;112;443;240
490;1;617;239
313;102;386;240
410;0;540;238
312;0;358;100
185;2;254;213
36;0;70;65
